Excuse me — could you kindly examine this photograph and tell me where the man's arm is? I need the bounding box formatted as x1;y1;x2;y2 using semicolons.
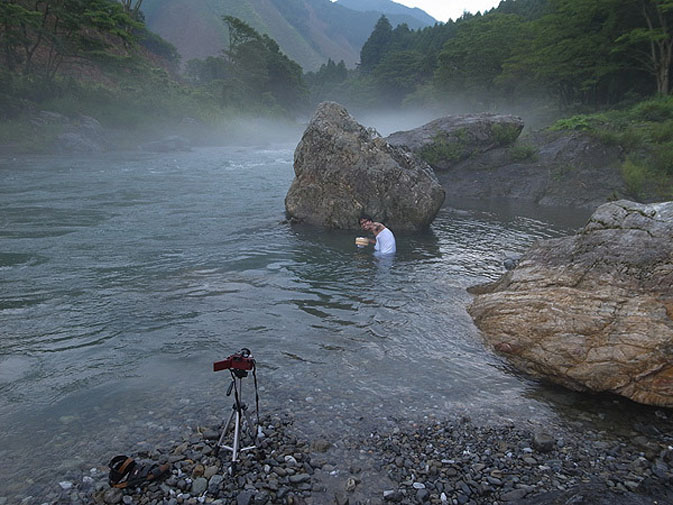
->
371;222;384;233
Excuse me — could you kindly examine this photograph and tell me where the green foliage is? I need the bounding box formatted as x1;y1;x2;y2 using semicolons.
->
418;134;465;167
508;143;538;162
592;127;644;151
549;115;593;131
0;0;141;79
621;157;648;196
372;50;427;101
491;123;521;146
629;96;673;122
360;15;394;72
218;16;307;113
652;141;673;175
435;13;528;103
648;120;673;143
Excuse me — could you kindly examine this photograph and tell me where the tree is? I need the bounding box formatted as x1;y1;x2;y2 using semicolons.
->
118;0;143;20
360;15;393;72
373;50;426;103
435;13;527;104
219;15;306;111
616;0;673;94
0;1;40;71
501;0;630;107
0;0;140;78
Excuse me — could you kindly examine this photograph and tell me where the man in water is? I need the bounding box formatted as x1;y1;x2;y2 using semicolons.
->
359;215;396;255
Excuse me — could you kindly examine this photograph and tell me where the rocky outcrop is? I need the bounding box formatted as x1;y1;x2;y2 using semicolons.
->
140;135;191;152
31;111;107;153
436;130;627;210
285;102;445;231
468;200;673;407
386;113;525;170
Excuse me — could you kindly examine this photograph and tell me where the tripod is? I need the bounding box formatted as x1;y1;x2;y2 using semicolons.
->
214;367;258;473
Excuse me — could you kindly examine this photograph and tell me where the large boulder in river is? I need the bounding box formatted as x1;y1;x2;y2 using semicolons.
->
386;113;524;170
285;102;445;231
468;200;673;407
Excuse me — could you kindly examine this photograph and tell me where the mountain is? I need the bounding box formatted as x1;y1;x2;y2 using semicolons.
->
140;0;437;71
335;0;437;26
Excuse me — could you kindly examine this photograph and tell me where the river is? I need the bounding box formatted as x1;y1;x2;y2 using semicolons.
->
0;145;666;501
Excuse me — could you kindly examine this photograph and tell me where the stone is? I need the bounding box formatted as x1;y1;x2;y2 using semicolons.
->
289;473;311;484
191;477;208;495
208;474;224;494
386;113;524;170
501;488;530;501
432;128;627;210
383;489;402;502
237;490;254;505
285;102;445;232
102;488;123;505
311;439;331;453
469;200;673;407
203;465;219;479
533;432;556;453
415;488;430;502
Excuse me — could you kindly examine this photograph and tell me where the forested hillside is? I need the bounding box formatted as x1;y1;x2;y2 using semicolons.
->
308;0;673;115
0;1;309;151
141;0;435;71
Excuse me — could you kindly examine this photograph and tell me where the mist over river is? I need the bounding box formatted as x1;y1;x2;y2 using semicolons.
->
0;145;669;500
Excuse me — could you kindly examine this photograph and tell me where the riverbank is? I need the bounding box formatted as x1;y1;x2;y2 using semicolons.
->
18;409;673;505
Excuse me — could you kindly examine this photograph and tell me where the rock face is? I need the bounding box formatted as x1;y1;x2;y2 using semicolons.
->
386;113;525;170
468;200;673;407
437;130;627;210
285;102;445;231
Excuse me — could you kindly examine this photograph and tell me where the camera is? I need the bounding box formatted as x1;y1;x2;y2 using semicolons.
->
213;348;255;372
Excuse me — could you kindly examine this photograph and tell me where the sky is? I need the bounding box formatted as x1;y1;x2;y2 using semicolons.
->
386;1;503;23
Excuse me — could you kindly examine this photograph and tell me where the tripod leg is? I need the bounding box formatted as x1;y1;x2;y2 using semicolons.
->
232;411;241;466
214;408;236;457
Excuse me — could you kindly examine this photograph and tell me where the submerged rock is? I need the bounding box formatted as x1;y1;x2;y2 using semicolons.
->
285;102;445;231
468;200;673;407
386;113;524;170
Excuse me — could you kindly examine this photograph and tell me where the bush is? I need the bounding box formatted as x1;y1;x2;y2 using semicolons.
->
508;143;537;162
418;134;465;166
491;123;521;146
592;127;644;151
648;120;673;143
653;142;673;175
549;115;593;131
629;97;673;122
621;158;647;197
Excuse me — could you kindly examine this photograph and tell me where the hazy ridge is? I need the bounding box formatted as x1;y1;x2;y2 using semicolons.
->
141;0;437;70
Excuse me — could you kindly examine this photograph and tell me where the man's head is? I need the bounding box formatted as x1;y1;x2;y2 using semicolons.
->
359;215;373;230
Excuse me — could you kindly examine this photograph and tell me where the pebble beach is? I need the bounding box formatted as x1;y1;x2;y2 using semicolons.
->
14;407;673;505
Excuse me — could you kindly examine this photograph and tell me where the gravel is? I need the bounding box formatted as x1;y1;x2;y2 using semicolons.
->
8;412;673;505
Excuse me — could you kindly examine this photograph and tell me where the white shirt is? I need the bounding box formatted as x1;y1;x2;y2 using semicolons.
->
374;227;396;255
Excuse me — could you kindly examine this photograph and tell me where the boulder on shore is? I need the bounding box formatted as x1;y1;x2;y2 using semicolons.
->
468;200;673;407
285;102;445;231
386;113;524;170
435;129;627;210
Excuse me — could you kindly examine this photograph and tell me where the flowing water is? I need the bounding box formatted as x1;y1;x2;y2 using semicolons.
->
0;145;667;500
